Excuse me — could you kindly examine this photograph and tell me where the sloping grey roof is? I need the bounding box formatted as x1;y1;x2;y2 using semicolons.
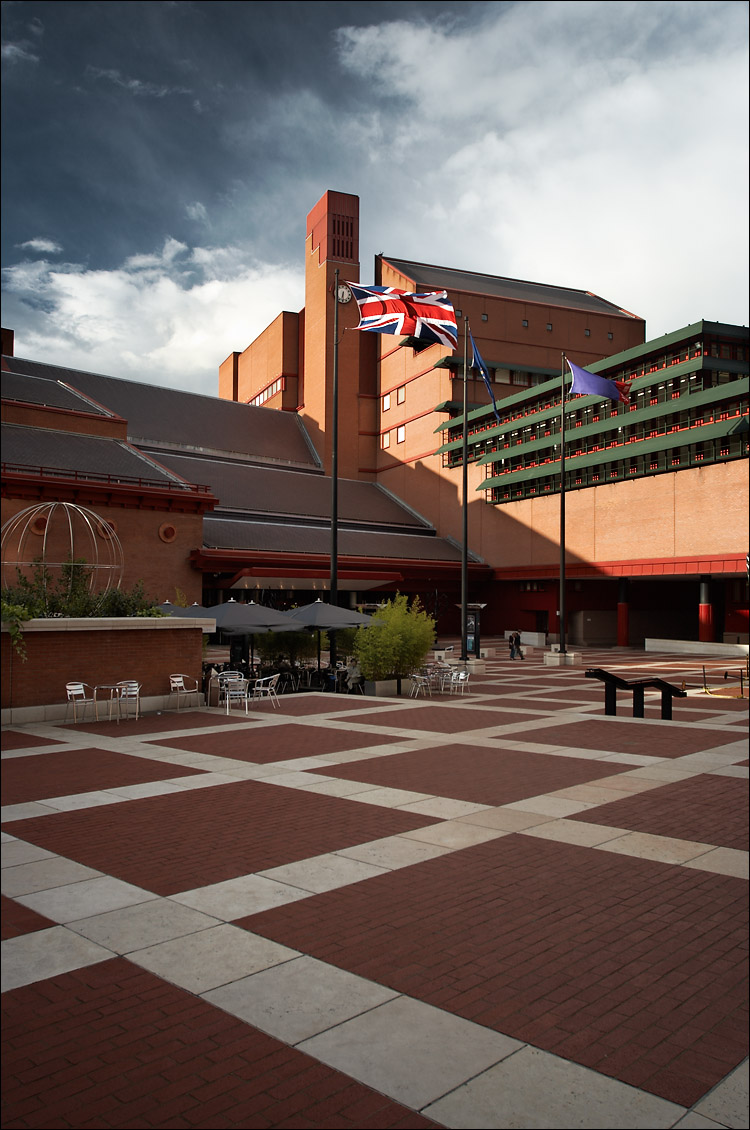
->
145;451;429;529
2;423;191;487
2;356;320;470
1;369;115;415
381;257;640;318
203;517;464;561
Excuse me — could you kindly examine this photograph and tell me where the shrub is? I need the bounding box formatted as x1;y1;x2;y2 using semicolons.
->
354;595;435;682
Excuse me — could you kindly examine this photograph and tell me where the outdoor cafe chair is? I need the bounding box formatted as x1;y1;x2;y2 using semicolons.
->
168;673;201;710
449;668;470;695
65;682;96;723
223;677;250;714
252;672;281;708
113;680;142;721
216;670;244;708
409;671;432;698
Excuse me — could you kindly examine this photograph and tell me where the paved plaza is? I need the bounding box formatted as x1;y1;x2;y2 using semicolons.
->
2;647;748;1128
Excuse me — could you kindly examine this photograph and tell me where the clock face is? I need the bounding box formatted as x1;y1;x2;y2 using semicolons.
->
337;284;352;304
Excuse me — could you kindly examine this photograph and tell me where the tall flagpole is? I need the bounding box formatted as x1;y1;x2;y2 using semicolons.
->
460;316;469;663
330;268;340;666
559;352;567;656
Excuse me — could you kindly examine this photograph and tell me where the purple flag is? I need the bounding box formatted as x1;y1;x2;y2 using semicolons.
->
567;359;631;404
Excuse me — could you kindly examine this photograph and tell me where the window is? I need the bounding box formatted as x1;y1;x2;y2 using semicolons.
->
383;393;391;411
546;323;553;332
455;308;462;318
522;319;528;328
396;425;406;444
608;332;613;341
584;329;591;337
382;431;390;449
481;313;488;322
397;385;406;404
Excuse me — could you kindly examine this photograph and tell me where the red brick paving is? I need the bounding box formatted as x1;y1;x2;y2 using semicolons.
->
3;782;439;896
571;774;749;851
149;723;404;763
68;711;249;737
1;748;205;806
535;717;740;757
1;895;56;940
344;706;549;734
236;834;749;1108
310;744;631;806
247;695;391;716
1;959;442;1129
1;731;66;751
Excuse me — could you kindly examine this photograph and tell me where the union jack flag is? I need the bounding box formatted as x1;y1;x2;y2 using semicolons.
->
346;283;457;349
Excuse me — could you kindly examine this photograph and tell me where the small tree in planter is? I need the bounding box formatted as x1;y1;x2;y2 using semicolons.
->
354;595;435;694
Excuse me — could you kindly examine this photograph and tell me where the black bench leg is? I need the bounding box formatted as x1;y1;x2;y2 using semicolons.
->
632;686;645;717
661;691;673;720
604;683;617;716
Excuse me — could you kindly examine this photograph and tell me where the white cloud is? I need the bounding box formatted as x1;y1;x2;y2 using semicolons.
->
18;238;63;255
2;244;305;395
186;201;208;224
339;0;749;335
1;42;39;65
85;66;190;99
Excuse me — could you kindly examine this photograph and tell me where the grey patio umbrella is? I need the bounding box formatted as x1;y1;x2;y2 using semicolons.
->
207;600;296;669
285;599;378;676
159;601;210;618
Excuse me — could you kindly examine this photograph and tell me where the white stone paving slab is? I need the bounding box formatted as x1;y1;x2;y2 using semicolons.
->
671;1113;729;1128
398;797;493;819
301;779;383;798
692;1059;749;1129
252;771;333;790
504;795;598;818
335;834;452;870
104;781;188;800
164;771;242;789
457;808;555;832
423;1045;685;1128
299;994;521;1110
1;840;59;867
683;848;749;879
67;898;221;953
15;876;159;922
170;874;312;919
33;790;130;812
258;852;389;893
1;926;113;992
1;801;64;821
1;856;103;896
401;820;509;849
130;924;300;993
595;831;717;866
345;786;436;809
712;765;750;778
521;819;631;848
205;955;399;1044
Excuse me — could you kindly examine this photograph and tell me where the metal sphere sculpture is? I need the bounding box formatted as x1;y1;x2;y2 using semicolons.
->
1;502;125;603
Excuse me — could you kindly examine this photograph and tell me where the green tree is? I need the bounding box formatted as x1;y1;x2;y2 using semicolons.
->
354;595;435;682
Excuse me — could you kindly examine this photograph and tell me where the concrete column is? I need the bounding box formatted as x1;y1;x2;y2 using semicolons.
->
617;577;629;647
698;576;715;643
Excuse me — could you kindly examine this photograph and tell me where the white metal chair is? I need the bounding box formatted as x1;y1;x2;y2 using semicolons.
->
65;682;96;723
409;672;432;698
113;680;141;720
223;677;249;714
168;673;201;710
216;671;244;709
450;668;470;695
251;673;281;708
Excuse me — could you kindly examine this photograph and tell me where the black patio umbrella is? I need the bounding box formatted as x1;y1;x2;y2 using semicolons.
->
159;601;210;618
285;600;377;675
207;600;296;669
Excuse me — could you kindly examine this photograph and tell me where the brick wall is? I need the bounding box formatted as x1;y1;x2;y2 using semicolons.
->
1;619;205;710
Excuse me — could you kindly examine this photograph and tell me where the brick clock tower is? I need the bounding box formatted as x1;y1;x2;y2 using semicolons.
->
302;191;376;478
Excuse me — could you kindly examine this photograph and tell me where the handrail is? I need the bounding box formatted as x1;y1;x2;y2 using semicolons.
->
1;462;212;493
585;667;687;719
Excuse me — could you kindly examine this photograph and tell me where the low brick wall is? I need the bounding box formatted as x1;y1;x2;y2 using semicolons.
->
1;617;212;721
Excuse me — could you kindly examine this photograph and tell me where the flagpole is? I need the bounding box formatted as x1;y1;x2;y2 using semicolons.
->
559;352;567;656
330;268;340;667
460;316;469;663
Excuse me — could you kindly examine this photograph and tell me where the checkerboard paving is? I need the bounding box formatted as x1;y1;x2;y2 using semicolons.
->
3;646;748;1128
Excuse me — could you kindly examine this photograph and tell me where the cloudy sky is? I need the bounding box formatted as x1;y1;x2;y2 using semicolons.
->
2;0;748;394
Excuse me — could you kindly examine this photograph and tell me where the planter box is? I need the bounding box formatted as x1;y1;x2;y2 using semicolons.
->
364;679;401;697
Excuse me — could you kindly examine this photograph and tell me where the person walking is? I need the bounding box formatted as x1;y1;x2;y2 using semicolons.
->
508;633;516;660
513;631;524;660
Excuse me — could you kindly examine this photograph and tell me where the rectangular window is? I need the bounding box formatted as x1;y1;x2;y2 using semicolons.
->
383;393;391;411
397;385;405;404
397;425;405;444
382;431;390;449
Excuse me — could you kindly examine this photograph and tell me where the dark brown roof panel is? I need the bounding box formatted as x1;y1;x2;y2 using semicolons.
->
2;356;320;469
203;517;463;561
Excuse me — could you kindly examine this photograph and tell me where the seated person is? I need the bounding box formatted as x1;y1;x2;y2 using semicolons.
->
345;658;362;690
